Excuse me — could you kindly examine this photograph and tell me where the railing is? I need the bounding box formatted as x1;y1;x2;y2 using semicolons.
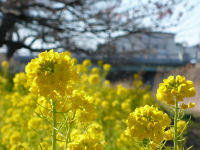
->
13;53;192;72
92;53;190;66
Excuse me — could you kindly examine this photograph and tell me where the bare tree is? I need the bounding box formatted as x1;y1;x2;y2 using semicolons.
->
0;0;192;58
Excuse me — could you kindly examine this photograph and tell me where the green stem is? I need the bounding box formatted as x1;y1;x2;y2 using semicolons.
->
52;100;57;150
174;97;178;150
148;139;150;150
65;112;76;149
160;140;167;150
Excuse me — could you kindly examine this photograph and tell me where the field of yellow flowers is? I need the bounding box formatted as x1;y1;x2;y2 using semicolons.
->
0;50;197;150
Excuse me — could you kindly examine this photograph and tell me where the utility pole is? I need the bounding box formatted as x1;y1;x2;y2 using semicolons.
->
197;33;200;62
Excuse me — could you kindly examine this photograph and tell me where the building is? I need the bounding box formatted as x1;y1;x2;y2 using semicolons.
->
97;31;199;64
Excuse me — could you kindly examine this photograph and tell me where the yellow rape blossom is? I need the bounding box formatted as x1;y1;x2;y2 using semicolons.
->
188;102;195;108
1;60;9;68
103;64;111;72
117;84;127;96
104;80;110;86
28;117;43;129
177;120;187;134
126;105;171;144
91;67;100;74
13;72;29;91
67;122;105;150
10;143;29;150
82;59;92;67
10;131;21;145
88;74;100;84
25;49;79;98
156;75;196;105
97;60;103;66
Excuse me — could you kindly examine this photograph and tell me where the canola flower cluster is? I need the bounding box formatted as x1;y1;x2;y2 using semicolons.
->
126;105;172;144
25;50;78;98
157;75;196;107
67;123;105;150
156;75;196;150
0;50;197;150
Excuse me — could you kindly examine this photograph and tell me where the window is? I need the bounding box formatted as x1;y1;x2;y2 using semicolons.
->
153;44;159;49
163;44;167;49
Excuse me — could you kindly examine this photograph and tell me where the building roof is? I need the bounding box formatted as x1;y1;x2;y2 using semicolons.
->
98;30;175;49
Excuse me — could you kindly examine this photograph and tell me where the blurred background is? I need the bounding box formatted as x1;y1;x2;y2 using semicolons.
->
1;0;200;103
1;0;200;148
1;1;200;93
1;1;200;91
0;0;199;70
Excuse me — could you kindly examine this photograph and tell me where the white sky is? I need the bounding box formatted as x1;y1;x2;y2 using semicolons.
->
1;0;200;54
96;0;200;47
120;0;200;46
159;0;200;46
173;2;200;46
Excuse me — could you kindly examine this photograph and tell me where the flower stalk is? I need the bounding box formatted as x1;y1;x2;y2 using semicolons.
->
65;112;75;149
174;97;178;150
52;100;57;150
